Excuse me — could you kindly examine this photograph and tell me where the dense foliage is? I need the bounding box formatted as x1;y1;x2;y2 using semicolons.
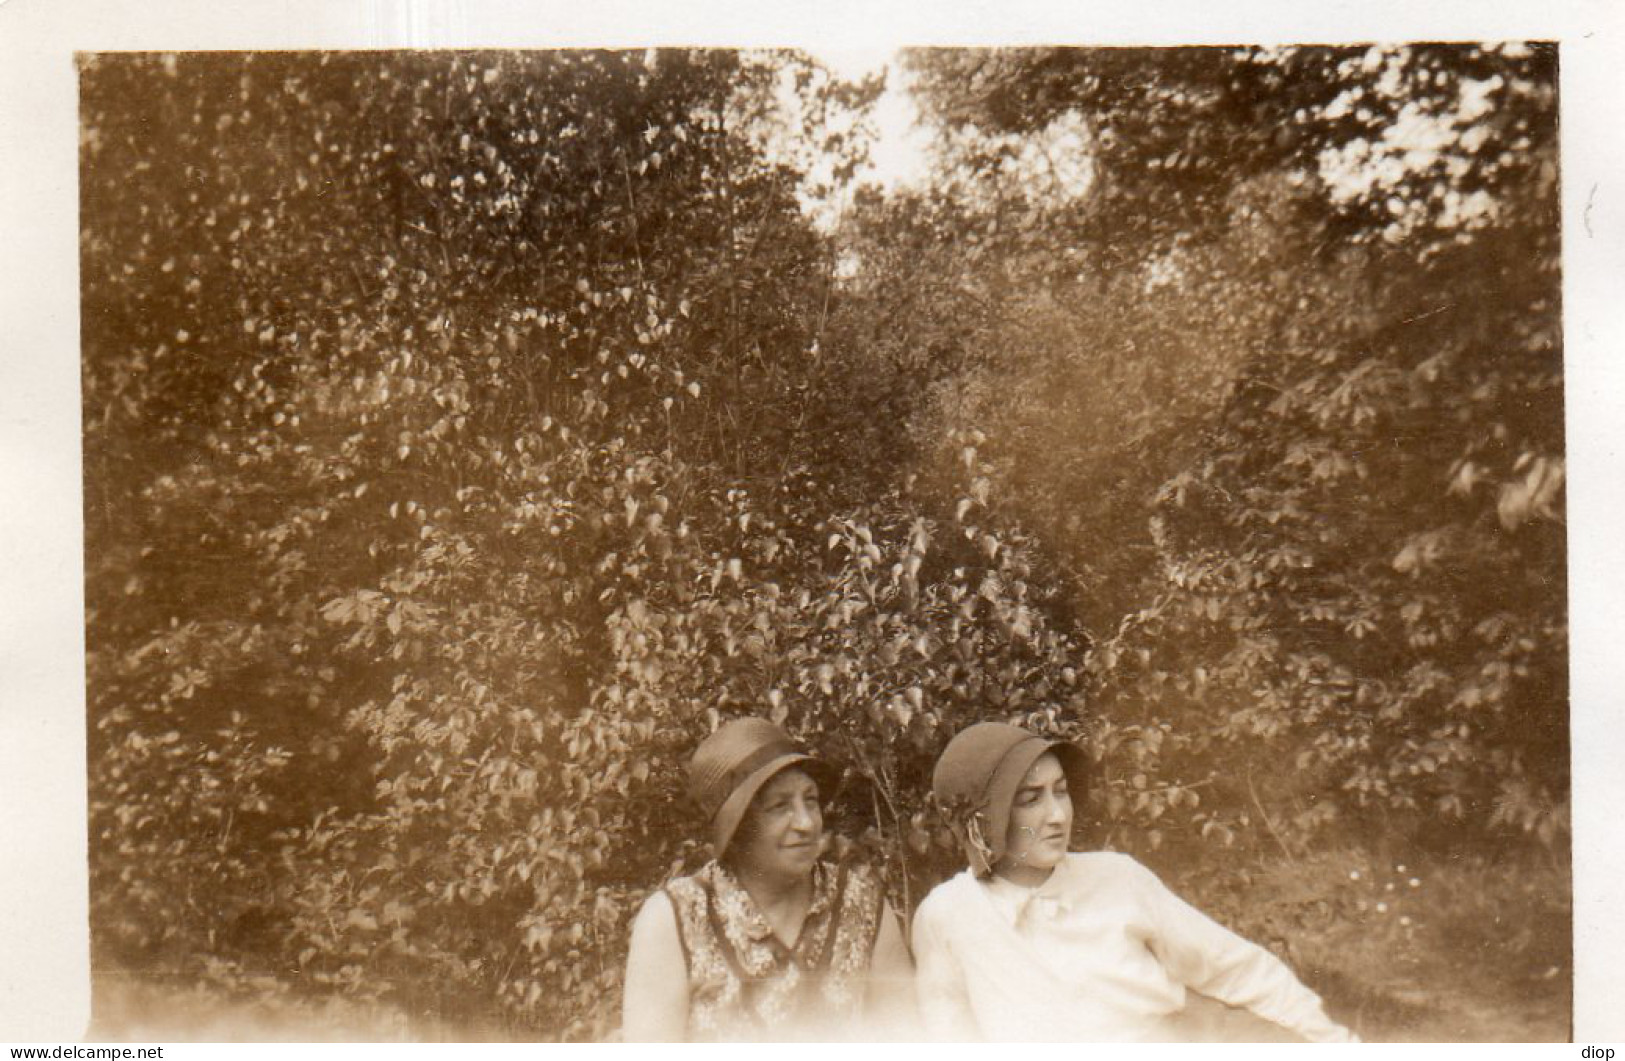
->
83;45;1565;1039
895;44;1566;857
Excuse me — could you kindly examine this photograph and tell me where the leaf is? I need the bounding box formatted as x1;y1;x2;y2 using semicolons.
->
320;596;356;623
344;909;378;932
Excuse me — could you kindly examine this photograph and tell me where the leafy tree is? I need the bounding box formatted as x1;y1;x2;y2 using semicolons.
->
895;44;1565;854
83;48;872;1032
82;48;1090;1036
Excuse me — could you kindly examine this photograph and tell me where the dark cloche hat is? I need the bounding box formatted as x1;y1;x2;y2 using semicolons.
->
931;721;1090;875
687;717;837;857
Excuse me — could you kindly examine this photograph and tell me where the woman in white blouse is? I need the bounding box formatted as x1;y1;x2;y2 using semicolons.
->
911;721;1356;1042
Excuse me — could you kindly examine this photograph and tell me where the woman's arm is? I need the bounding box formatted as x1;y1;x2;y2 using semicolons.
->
621;891;690;1042
1135;861;1355;1043
910;895;982;1041
863;901;918;1036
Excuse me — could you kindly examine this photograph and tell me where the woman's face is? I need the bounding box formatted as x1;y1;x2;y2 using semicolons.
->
731;766;824;880
997;751;1073;876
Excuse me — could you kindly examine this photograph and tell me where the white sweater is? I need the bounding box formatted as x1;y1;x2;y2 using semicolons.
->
911;851;1353;1042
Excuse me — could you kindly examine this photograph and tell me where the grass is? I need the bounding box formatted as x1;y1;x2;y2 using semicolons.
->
89;842;1571;1043
1179;842;1571;1042
88;969;526;1042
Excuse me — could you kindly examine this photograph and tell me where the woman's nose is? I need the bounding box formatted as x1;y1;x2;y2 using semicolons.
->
1044;792;1070;825
790;798;819;833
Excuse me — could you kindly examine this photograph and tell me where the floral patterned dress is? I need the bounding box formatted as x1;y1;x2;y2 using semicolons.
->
663;858;885;1040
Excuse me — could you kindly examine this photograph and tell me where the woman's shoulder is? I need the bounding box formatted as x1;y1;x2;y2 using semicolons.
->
629;887;680;946
1065;848;1131;865
1064;849;1151;873
913;868;979;922
829;856;881;887
664;861;706;886
822;857;887;911
1047;849;1139;882
1059;850;1166;892
660;860;724;909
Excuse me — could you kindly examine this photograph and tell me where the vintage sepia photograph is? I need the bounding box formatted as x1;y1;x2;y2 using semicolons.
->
67;38;1574;1043
11;0;1623;1045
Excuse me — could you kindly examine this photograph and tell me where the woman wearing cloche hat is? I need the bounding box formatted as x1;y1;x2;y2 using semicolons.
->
912;721;1355;1042
621;717;914;1041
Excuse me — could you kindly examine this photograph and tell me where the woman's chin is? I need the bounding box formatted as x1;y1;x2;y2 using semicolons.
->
776;843;820;872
